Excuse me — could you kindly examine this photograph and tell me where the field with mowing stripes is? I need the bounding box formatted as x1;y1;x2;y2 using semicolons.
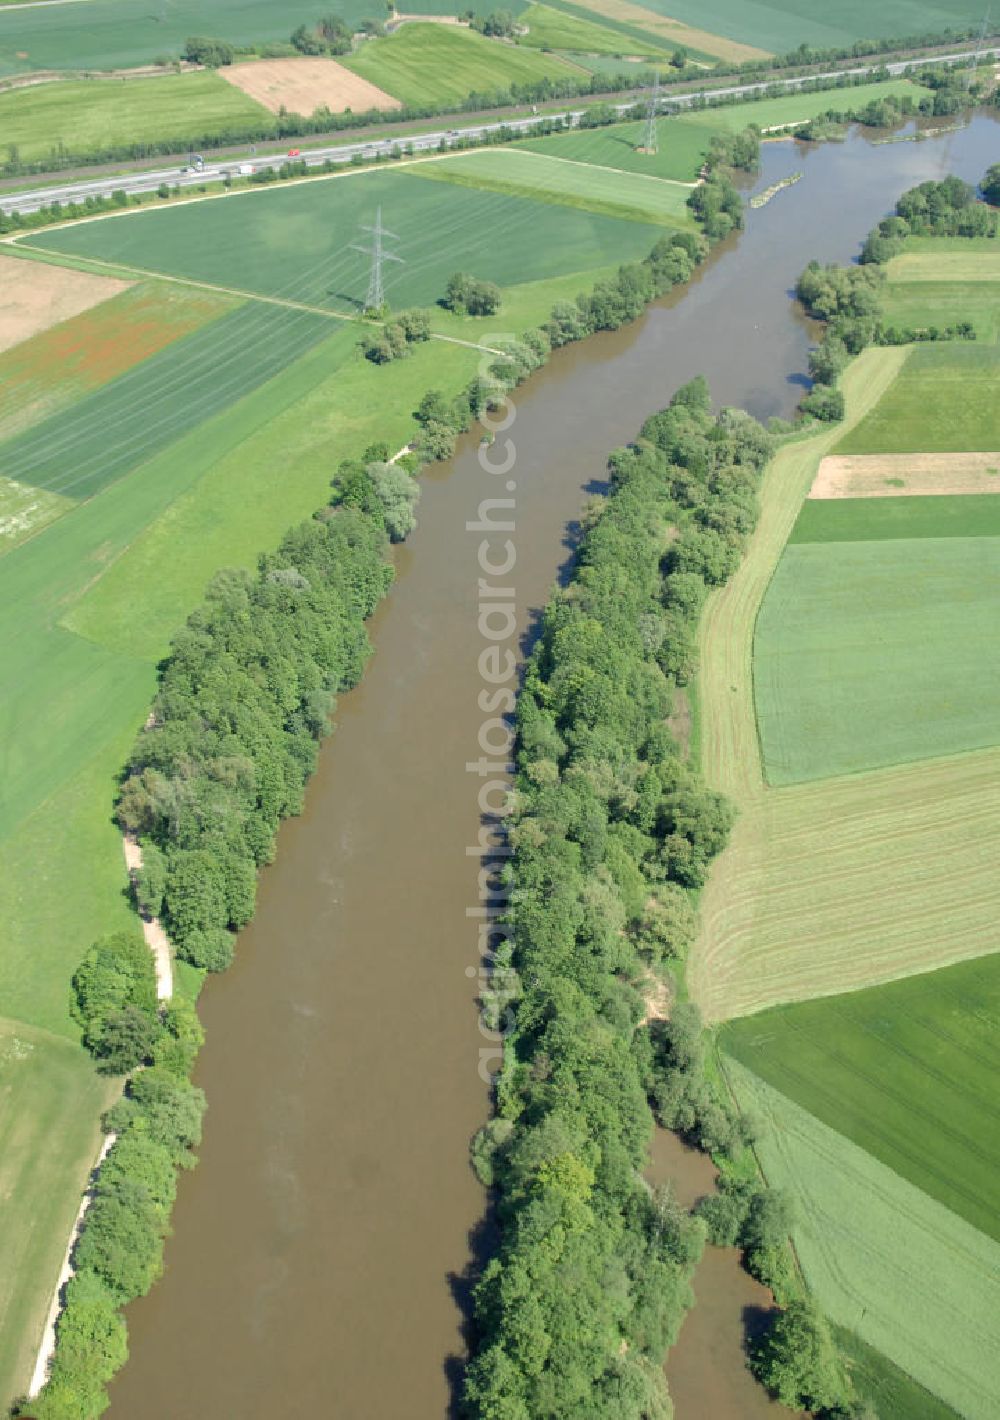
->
0;71;271;163
722;954;1000;1242
415;147;696;223
21;167;664;310
342;23;578;108
726;1061;1000;1420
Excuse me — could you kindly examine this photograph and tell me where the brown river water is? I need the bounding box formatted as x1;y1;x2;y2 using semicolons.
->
106;116;1000;1419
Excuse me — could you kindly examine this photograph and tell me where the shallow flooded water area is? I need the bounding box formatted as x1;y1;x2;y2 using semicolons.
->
105;114;1000;1419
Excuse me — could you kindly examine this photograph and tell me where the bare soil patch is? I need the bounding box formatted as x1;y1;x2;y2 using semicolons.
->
810;452;1000;499
220;57;401;117
0;254;129;353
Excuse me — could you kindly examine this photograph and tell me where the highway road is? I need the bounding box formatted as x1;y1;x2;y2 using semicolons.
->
3;46;997;215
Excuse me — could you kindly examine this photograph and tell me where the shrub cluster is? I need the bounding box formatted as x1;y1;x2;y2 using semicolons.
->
115;509;399;973
463;379;775;1416
443;271;502;317
359;307;431;362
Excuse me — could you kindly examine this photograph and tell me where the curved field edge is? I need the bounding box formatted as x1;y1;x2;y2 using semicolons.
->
687;344;1000;1021
724;1059;1000;1420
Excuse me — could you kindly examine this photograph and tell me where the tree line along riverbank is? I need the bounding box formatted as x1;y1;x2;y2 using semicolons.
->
16;129;756;1420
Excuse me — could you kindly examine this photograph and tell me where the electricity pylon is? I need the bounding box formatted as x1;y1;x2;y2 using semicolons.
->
350;206;403;314
639;69;660;155
967;7;992;90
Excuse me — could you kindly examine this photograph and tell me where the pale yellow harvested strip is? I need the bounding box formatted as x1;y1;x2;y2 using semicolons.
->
727;1060;1000;1420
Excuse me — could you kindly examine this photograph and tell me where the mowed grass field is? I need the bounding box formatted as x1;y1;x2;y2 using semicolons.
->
882;240;1000;345
0;1020;116;1410
684;346;1000;1021
0;70;272;163
634;0;994;53
20;166;664;309
414;147;696;224
837;343;1000;453
721;954;1000;1242
342;24;579;108
0;0;485;76
754;531;1000;782
726;1060;1000;1420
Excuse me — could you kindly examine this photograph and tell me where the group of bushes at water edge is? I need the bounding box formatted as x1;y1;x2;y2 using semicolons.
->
794;170;996;422
460;379;861;1418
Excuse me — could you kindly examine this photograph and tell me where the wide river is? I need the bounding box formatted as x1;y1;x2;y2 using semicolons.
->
107;115;999;1419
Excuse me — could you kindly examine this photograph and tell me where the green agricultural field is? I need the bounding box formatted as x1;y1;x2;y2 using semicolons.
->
721;954;1000;1243
342;24;578;108
835;1329;961;1420
0;282;235;450
0;71;272;163
836;343;1000;453
20;167;665;307
0;301;337;499
789;492;1000;543
633;0;993;54
725;1060;1000;1420
0;1020;116;1407
414;146;695;223
518;2;670;55
0;0;487;77
675;76;922;133
64;332;483;662
518;116;713;182
754;532;1000;782
686;348;1000;1022
882;243;1000;344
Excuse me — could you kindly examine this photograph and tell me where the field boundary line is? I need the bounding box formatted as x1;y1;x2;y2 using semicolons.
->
448;144;701;188
3;240;359;320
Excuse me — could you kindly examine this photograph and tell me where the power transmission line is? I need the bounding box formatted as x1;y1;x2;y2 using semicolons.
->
350;205;403;314
967;6;992;90
638;69;660;155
